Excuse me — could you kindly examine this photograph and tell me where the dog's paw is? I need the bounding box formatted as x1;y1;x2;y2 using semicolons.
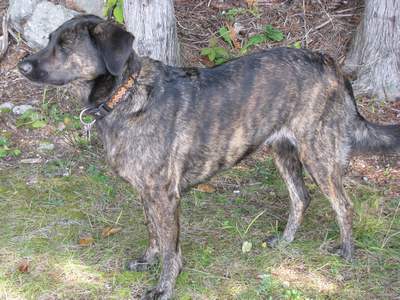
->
264;235;279;248
338;245;354;262
328;244;354;262
126;258;157;272
141;286;171;300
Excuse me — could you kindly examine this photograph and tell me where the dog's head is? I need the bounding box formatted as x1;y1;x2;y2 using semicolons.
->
18;15;134;85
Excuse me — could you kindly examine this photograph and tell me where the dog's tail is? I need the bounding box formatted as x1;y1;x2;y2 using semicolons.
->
351;119;400;155
346;80;400;155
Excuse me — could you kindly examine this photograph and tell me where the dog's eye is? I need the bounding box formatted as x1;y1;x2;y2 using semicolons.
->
59;38;73;49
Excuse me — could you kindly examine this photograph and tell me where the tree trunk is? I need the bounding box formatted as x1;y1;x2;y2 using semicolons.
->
344;0;400;101
123;0;180;66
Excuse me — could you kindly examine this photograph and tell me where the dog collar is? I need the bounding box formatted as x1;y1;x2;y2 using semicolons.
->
82;73;138;120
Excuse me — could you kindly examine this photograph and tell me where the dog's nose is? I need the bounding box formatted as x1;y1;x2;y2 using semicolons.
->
18;61;33;75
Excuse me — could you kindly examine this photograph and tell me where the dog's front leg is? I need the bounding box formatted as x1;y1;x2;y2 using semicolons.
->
141;189;182;300
127;197;160;271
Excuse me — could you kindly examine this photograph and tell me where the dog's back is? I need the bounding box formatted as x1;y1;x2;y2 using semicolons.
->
140;48;396;188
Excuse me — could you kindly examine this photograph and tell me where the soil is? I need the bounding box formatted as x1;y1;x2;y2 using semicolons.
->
0;0;399;195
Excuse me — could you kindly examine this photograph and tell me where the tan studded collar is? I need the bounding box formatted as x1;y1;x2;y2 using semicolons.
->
83;72;139;119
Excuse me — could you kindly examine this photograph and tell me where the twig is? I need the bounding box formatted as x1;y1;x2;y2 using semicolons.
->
302;0;309;47
314;19;331;31
0;10;9;61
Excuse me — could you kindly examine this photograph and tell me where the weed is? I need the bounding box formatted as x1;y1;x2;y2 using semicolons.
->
223;7;261;22
241;25;284;53
0;136;21;159
256;274;273;297
219;26;234;48
200;38;231;65
223;8;246;22
16;110;47;129
104;0;124;24
283;288;306;300
201;23;285;65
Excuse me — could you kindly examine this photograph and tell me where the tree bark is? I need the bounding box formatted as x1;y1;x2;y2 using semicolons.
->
344;0;400;101
123;0;180;66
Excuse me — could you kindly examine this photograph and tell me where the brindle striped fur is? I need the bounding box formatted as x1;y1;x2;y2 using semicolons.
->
18;15;400;300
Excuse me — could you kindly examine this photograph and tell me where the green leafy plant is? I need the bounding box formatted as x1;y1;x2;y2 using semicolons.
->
16;110;47;129
224;7;246;22
256;274;274;297
241;24;284;53
283;289;306;300
290;41;302;49
264;24;284;41
0;136;21;159
223;7;261;21
219;26;233;48
200;38;230;65
104;0;124;24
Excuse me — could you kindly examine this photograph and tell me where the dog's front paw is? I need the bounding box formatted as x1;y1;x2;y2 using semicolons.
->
337;244;354;262
141;286;172;300
328;244;354;262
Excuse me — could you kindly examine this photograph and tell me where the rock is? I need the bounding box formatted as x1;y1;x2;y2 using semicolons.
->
12;104;34;115
8;0;42;32
24;1;78;49
0;102;15;111
38;142;55;151
66;0;104;17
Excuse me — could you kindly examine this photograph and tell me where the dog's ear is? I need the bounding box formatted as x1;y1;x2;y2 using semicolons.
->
90;22;134;76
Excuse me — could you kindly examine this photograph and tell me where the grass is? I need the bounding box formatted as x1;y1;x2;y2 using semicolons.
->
0;153;399;299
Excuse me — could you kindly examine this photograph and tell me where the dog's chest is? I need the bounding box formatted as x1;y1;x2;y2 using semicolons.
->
96;116;171;187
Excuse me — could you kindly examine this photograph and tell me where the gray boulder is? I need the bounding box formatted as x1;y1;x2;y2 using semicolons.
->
8;0;42;32
0;102;15;111
24;1;78;49
67;0;104;17
12;104;34;115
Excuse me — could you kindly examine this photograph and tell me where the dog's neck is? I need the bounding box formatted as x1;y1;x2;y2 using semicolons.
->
87;51;142;106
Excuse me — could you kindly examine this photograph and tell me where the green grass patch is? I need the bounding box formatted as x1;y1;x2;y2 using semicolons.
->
0;157;398;299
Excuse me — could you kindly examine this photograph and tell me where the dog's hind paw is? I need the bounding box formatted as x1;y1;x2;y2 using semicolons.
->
126;257;158;272
264;235;293;249
264;235;280;248
141;286;171;300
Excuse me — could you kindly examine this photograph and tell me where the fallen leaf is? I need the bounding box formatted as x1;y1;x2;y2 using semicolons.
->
101;226;122;238
242;241;252;253
18;260;29;273
196;183;216;193
78;234;94;246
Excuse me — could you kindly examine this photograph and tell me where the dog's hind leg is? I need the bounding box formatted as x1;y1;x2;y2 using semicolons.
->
301;144;354;261
141;188;183;300
127;197;160;271
266;140;311;247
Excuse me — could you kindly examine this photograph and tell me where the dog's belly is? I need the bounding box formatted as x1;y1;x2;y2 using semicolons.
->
178;125;270;189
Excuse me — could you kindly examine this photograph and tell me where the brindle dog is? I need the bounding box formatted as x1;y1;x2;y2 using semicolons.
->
18;15;399;300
